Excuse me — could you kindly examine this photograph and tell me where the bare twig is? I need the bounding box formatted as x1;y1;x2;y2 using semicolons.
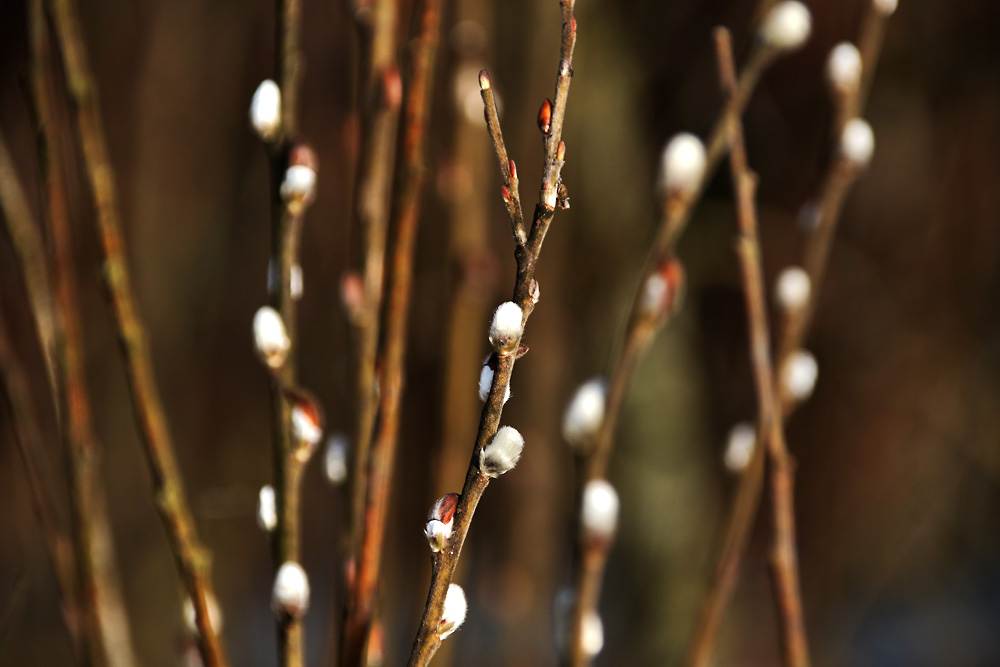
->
340;0;447;663
715;27;809;667
406;3;578;665
45;0;228;664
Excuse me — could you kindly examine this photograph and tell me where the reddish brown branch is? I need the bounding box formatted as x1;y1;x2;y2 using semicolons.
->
46;0;228;664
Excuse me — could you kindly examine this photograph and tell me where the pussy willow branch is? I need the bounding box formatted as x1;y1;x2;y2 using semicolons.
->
0;312;79;654
45;0;229;664
341;0;446;663
563;28;789;667
406;3;578;665
0;126;111;667
686;11;892;665
716;27;810;667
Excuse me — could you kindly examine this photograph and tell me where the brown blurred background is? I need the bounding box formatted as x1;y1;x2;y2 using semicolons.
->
2;0;1000;665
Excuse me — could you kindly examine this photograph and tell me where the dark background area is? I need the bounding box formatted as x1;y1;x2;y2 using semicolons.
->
2;0;1000;665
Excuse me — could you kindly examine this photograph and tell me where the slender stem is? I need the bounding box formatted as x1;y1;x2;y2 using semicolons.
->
340;0;446;663
407;3;578;665
0;311;79;656
45;1;228;664
716;27;810;667
480;74;525;244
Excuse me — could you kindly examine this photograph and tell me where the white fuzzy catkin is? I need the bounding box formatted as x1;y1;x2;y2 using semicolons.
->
424;519;451;553
292;402;323;450
562;379;607;450
724;422;756;473
659;133;706;196
290;264;304;300
183;592;223;637
257;485;277;533
758;1;812;52
489;302;523;354
840;118;875;169
581;479;619;540
478;360;511;404
439;584;467;639
581;611;605;658
250;80;281;141
873;0;898;16
826;43;863;94
775;266;812;311
280;165;317;207
272;561;310;618
253;306;290;369
324;434;348;485
782;349;819;402
479;426;524;477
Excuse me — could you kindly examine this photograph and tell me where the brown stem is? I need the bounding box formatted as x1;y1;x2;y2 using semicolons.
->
716;27;810;667
340;0;446;663
45;0;228;664
407;3;578;665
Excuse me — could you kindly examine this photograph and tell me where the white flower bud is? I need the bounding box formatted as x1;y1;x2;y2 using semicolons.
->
289;391;323;461
280;165;317;207
581;479;619;541
840;118;875;169
758;1;812;52
183;592;223;637
873;0;898;17
724;422;756;473
562;379;606;451
489;301;523;354
478;357;511;404
290;263;303;300
272;561;310;618
775;266;811;311
781;349;819;403
424;519;451;553
659;133;706;197
250;80;281;141
324;434;348;485
826;42;862;94
253;306;290;369
479;426;524;478
257;484;277;533
438;584;467;640
581;611;605;658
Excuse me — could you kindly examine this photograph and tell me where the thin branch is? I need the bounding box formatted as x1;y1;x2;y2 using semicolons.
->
45;0;228;664
340;0;447;663
406;3;578;665
715;27;809;667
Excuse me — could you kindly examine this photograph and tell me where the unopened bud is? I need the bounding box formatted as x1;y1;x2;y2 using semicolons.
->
508;159;516;180
324;434;349;485
479;426;524;478
758;1;812;52
571;16;577;33
250;80;281;141
557;140;566;161
562;379;606;451
723;422;756;473
640;256;685;321
280;144;318;210
478;355;511;404
581;479;619;541
183;592;224;637
272;561;310;618
439;584;467;640
839;118;875;169
424;493;459;552
659;133;706;197
257;484;277;533
501;185;511;203
253;306;290;369
489;301;523;354
775;266;811;311
290;263;304;300
781;349;819;403
873;0;898;17
288;389;323;459
478;69;491;91
538;98;552;134
826;42;862;95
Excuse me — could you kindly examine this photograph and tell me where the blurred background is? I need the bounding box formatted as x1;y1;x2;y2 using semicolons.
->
2;0;1000;665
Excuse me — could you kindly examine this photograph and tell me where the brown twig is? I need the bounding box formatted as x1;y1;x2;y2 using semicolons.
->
341;0;400;654
406;3;578;665
45;0;228;664
340;0;446;664
715;27;810;667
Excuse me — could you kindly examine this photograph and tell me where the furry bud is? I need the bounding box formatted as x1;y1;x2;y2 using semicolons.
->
424;493;459;552
254;306;291;369
272;562;310;618
781;349;819;403
439;584;467;640
775;266;811;311
581;479;619;541
659;133;706;197
250;80;281;141
489;301;524;354
840;118;875;169
826;42;862;94
257;485;277;533
478;355;511;404
479;426;524;478
562;379;606;451
724;422;756;473
758;1;812;52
